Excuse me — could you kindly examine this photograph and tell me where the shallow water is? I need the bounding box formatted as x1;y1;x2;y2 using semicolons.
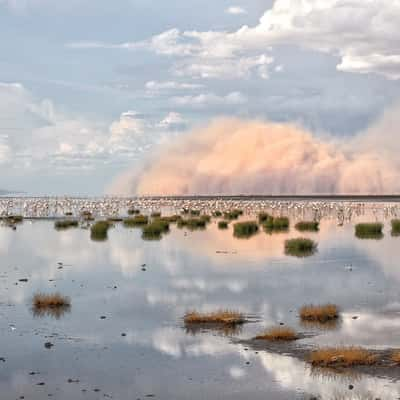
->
1;204;400;399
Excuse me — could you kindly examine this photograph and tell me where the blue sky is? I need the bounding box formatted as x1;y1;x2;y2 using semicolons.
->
0;0;400;195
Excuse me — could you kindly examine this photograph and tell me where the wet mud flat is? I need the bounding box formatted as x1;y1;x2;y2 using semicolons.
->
238;337;400;381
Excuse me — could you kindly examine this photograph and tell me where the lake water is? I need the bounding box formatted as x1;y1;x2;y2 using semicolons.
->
1;201;400;399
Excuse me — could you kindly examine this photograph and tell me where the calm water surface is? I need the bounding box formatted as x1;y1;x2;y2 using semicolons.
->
1;207;400;399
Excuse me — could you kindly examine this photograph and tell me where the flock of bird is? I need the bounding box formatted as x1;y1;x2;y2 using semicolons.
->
0;197;398;224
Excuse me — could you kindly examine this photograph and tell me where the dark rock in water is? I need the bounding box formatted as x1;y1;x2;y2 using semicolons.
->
44;342;54;349
348;384;354;390
0;357;5;362
352;316;359;320
121;333;127;337
18;278;28;282
36;382;45;386
100;316;106;319
67;378;80;383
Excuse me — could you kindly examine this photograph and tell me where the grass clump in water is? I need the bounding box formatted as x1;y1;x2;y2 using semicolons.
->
285;237;317;257
263;216;289;232
184;310;245;325
123;215;149;227
200;215;211;223
151;211;161;218
177;218;207;230
54;220;79;230
127;208;140;215
90;221;111;241
309;347;377;367
1;215;24;225
223;209;243;220
32;292;71;319
233;221;259;238
142;219;170;240
295;221;319;232
390;351;400;364
218;220;229;229
255;327;298;341
391;220;400;237
300;304;339;323
258;212;271;223
212;211;222;217
355;223;383;239
81;211;94;221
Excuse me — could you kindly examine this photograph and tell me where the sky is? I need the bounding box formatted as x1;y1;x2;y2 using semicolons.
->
0;0;400;195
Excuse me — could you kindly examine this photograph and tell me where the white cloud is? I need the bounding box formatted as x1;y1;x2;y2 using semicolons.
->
174;54;273;79
226;6;247;15
70;0;400;80
157;112;186;130
145;80;203;92
172;91;247;108
0;82;186;171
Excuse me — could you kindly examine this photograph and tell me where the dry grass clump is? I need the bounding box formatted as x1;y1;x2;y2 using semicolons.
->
391;351;400;364
355;223;383;239
151;211;161;218
309;347;377;367
54;219;79;230
295;221;319;232
33;292;70;308
159;215;181;223
184;310;245;325
233;221;259;238
81;211;94;221
1;215;24;224
255;327;298;341
32;292;71;319
300;304;339;323
285;237;317;257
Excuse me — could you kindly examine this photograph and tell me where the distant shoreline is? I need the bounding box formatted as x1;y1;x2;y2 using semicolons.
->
2;194;400;202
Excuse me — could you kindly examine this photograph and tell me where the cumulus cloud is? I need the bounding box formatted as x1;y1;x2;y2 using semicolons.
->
70;0;400;80
0;82;187;171
157;112;186;130
226;6;247;15
110;108;400;196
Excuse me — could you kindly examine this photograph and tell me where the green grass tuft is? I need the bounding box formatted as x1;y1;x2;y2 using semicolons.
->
355;223;383;239
177;218;207;230
264;216;289;232
223;209;243;220
90;221;111;241
233;221;259;238
55;220;79;230
218;220;229;229
295;221;319;232
285;237;317;257
391;220;400;236
123;215;149;227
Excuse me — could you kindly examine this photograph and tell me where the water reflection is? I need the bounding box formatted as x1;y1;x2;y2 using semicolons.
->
31;304;71;319
1;207;400;399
